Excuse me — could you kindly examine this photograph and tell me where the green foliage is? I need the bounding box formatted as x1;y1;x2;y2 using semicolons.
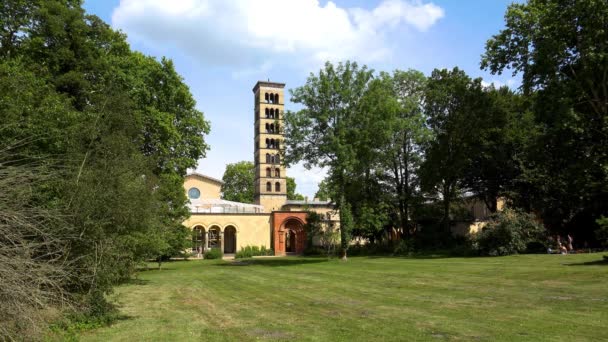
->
204;248;223;260
235;245;274;259
221;161;255;203
303;211;339;256
379;70;430;235
473;209;546;256
304;211;324;245
392;239;416;256
0;1;210;336
314;179;332;201
482;0;608;236
286;176;305;200
286;61;374;258
462;87;532;213
596;216;608;248
421;67;484;232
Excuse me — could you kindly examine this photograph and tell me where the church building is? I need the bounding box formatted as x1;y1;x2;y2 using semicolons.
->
183;81;338;255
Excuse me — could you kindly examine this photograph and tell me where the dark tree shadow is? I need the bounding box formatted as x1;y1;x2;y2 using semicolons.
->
564;258;608;266
122;278;151;285
216;257;330;267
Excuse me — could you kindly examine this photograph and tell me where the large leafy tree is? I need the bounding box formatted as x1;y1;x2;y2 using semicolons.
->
378;70;430;236
421;68;484;233
345;72;402;241
463;86;534;213
285;61;374;259
221;161;255;203
315;179;332;201
0;0;210;330
286;177;305;200
482;0;608;239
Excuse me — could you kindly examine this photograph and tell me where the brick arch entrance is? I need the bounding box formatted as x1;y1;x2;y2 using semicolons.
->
272;212;307;255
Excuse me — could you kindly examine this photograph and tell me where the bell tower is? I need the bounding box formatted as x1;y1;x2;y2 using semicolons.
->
253;81;287;212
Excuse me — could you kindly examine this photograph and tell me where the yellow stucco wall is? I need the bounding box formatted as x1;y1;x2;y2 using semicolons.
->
184;213;272;250
184;174;222;200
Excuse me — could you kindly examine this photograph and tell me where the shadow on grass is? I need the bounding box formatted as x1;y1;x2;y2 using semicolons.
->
217;257;330;267
123;278;151;286
360;253;477;260
564;257;608;266
136;266;177;272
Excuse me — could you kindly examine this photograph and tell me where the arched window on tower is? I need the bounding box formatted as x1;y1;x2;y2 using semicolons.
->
270;108;275;119
274;93;279;104
264;93;269;103
275;154;280;164
265;123;270;133
266;181;272;192
265;108;269;118
265;138;270;148
270;154;275;163
266;167;271;177
269;139;275;148
266;153;271;163
275;140;280;149
269;123;274;133
275;182;281;192
275;168;280;177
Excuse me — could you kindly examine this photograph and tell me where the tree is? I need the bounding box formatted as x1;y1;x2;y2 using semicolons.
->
345;72;401;241
285;61;374;260
379;70;430;236
315;179;332;201
462;86;533;213
286;177;305;200
221;161;255;203
482;0;608;240
0;1;210;331
420;68;484;233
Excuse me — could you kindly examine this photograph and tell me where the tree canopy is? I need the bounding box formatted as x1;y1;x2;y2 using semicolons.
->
221;161;255;203
0;0;209;337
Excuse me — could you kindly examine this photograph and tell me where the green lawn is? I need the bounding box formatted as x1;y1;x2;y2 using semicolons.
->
79;254;607;341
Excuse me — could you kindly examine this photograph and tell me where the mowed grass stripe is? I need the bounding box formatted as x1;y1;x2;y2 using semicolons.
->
78;253;607;341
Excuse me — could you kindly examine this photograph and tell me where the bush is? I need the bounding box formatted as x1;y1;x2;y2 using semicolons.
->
393;239;415;256
235;245;273;259
473;209;546;256
203;248;223;260
595;216;608;248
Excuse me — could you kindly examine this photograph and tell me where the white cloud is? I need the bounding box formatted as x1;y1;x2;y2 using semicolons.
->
111;0;444;68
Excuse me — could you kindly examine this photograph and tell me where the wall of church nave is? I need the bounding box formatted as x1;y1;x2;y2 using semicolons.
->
184;176;221;200
184;213;272;251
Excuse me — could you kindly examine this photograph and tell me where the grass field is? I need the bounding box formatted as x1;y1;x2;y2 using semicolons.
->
78;253;607;341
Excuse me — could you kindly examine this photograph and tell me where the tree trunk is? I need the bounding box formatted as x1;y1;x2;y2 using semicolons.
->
339;190;348;261
340;247;348;261
442;183;451;234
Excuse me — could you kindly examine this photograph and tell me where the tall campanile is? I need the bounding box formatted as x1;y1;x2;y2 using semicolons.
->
253;81;287;212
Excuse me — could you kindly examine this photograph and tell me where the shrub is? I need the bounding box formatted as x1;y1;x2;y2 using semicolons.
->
235;245;274;259
204;248;223;260
473;209;546;256
595;216;608;248
393;239;415;256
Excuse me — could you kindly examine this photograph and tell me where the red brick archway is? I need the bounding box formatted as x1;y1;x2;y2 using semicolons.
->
272;212;307;255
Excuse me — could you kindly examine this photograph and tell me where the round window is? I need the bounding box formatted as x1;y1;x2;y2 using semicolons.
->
188;187;201;199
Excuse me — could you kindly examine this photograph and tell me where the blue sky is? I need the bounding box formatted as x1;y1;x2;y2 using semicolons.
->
83;0;517;198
